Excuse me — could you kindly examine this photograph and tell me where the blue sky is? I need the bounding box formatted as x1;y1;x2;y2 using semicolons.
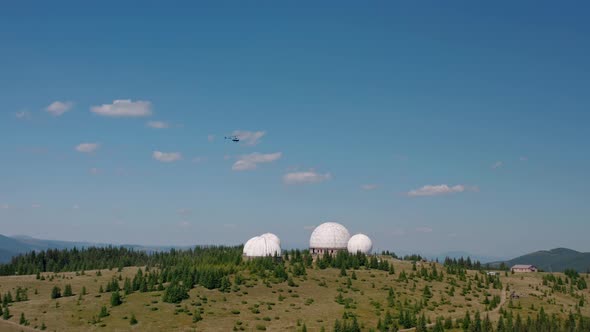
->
1;1;589;258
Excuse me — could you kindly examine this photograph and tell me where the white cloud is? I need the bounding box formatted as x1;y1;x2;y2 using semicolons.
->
232;152;282;171
75;143;100;153
207;134;215;142
15;111;31;119
361;184;378;191
152;151;182;162
179;221;191;228
91;99;152;117
146;121;169;129
46;101;73;116
89;167;100;175
491;161;503;169
407;184;476;197
232;130;265;146
283;170;332;185
416;227;433;233
303;225;316;231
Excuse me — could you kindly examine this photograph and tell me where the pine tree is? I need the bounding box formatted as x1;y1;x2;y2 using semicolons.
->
98;305;109;318
64;284;73;297
472;311;482;332
482;314;492;332
497;316;506;332
50;286;61;299
19;312;26;325
130;313;138;325
433;317;444;332
340;266;347;277
463;311;471;331
416;313;427;332
124;277;133;295
2;306;9;320
110;291;122;306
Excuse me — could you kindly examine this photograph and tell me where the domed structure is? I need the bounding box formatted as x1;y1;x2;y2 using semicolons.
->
243;236;259;255
347;233;373;254
243;236;281;257
309;222;350;255
259;233;281;246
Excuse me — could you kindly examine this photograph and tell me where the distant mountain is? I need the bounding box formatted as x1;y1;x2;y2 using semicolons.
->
492;248;590;272
0;234;193;263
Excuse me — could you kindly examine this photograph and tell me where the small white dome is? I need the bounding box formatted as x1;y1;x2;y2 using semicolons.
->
347;233;373;254
259;233;281;246
309;222;350;249
243;236;281;257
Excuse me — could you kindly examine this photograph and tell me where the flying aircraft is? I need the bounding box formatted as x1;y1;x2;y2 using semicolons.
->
225;135;240;142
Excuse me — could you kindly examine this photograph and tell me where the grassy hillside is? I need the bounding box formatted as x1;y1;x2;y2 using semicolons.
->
0;256;588;331
497;248;590;273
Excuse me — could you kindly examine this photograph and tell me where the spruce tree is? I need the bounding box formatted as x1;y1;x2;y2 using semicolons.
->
50;286;61;299
2;306;8;320
64;284;73;297
110;291;122;306
98;305;109;318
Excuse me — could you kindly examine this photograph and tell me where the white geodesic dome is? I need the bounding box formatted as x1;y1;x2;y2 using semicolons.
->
259;233;281;246
243;236;282;257
347;233;373;254
309;222;351;249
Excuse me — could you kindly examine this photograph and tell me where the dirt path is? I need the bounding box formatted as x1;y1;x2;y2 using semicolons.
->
398;287;507;332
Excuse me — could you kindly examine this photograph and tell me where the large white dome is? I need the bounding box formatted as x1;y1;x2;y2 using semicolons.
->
259;233;280;246
243;236;259;254
347;233;373;254
243;236;281;257
309;222;350;249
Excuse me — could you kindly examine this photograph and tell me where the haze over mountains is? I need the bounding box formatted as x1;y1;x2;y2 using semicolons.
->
2;234;589;272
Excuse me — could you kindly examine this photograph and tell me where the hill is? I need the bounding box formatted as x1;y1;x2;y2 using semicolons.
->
494;247;590;272
0;247;588;331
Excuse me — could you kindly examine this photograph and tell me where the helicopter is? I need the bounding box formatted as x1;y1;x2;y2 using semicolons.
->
224;135;240;142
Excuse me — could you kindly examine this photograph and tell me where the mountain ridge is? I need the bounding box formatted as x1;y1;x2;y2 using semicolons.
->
491;247;590;272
